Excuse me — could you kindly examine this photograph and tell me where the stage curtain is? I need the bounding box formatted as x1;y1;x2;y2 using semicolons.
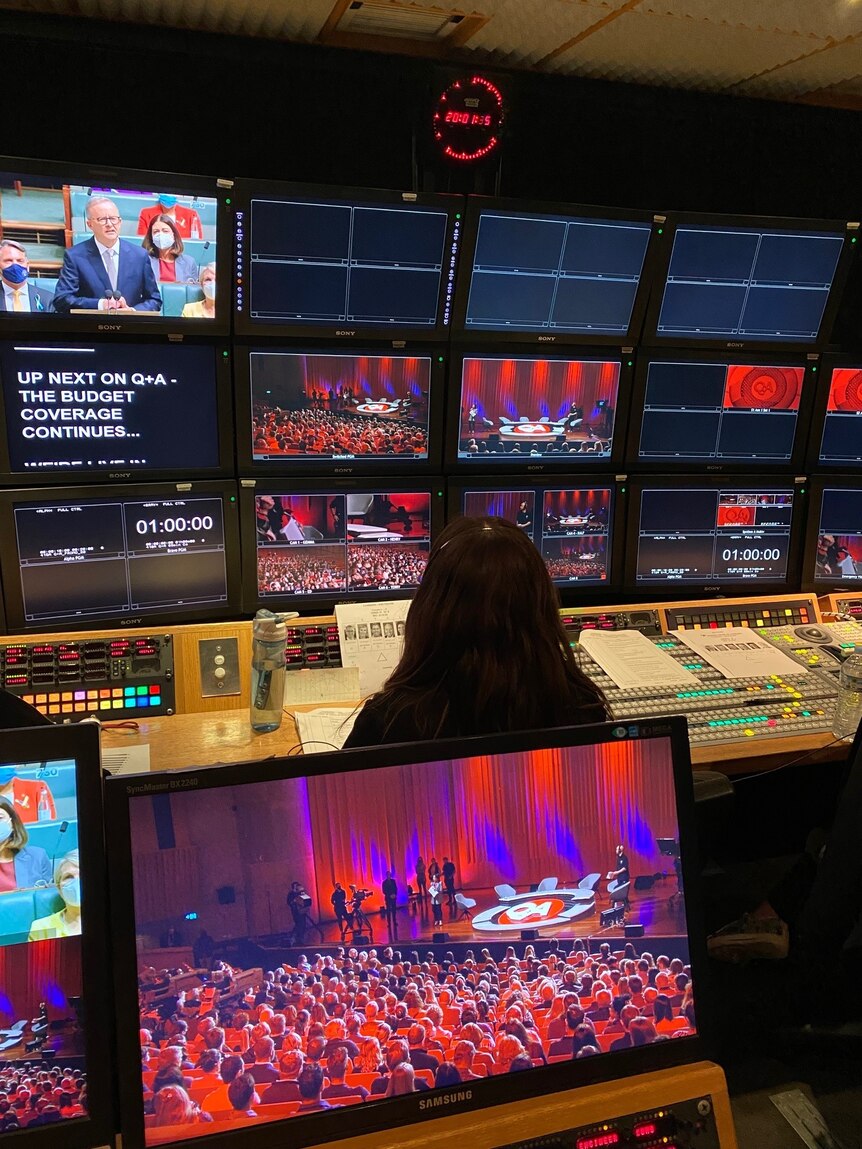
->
131;847;201;925
0;939;81;1023
462;357;619;423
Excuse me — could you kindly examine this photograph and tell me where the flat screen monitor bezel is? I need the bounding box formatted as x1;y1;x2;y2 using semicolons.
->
624;349;818;473
0;723;112;1149
105;716;709;1149
804;353;862;471
234;343;446;475
0;335;234;485
239;476;445;615
444;348;632;474
450;194;661;347
232;178;464;342
446;475;626;601
642;210;855;352
624;474;806;596
801;475;862;593
0;156;230;338
0;479;242;633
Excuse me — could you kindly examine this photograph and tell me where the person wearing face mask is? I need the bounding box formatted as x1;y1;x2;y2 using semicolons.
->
141;215;199;284
0;241;53;313
0;798;51;893
137;193;203;240
182;263;216;319
28;851;82;940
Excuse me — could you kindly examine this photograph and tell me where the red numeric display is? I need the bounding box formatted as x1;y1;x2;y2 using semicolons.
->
576;1133;620;1149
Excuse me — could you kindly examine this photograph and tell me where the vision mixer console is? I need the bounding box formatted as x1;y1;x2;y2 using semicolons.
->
758;620;862;674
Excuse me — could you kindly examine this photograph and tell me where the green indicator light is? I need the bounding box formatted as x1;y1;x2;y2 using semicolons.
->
812;365;817;372
853;236;858;244
627;360;633;367
437;490;443;497
226;197;231;205
456;213;461;219
621;487;626;494
658;228;664;235
230;496;236;503
222;351;229;358
438;356;444;362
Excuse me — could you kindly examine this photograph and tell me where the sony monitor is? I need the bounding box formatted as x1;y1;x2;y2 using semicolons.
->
233;180;463;341
240;479;444;613
105;716;706;1149
0;481;241;633
446;351;629;472
626;478;804;594
451;196;658;345
627;352;815;471
234;347;444;474
807;358;862;469
803;479;862;590
643;213;853;350
446;479;623;596
0;722;111;1149
0;338;232;483
0;158;228;336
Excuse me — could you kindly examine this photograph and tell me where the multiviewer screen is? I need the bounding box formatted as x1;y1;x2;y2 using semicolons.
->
812;489;862;583
12;494;229;624
0;341;220;475
249;351;431;463
456;356;620;463
635;487;795;585
817;367;862;465
247;197;450;328
637;359;804;462
655;224;844;342
463;210;651;334
460;486;613;586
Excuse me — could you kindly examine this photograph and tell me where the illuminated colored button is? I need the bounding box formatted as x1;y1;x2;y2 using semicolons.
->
35;694;47;704
745;730;754;736
49;693;60;702
112;688;122;698
125;698;137;708
763;611;771;618
756;620;763;627
149;696;160;706
100;701;112;710
61;704;72;714
99;689;110;699
48;705;60;714
87;690;98;700
137;686;148;696
74;691;85;701
785;609;792;616
112;700;124;709
124;687;136;696
150;685;161;695
74;704;86;713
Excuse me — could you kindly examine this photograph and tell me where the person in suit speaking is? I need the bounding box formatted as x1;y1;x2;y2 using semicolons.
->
52;197;162;313
0;241;53;312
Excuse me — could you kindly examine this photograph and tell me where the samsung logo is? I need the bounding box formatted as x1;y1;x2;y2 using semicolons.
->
98;324;123;331
418;1090;472;1112
335;330;356;336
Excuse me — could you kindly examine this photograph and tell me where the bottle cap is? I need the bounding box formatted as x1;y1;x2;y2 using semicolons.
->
253;608;294;641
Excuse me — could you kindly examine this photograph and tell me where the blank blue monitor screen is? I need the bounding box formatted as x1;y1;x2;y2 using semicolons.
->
655;224;844;343
463;210;652;334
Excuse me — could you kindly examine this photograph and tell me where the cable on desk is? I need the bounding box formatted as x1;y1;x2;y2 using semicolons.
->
731;734;850;786
287;740;341;756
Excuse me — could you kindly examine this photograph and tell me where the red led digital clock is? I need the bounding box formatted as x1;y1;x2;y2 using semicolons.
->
433;75;504;162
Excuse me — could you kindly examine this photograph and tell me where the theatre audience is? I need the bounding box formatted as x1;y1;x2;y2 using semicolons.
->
252;401;427;459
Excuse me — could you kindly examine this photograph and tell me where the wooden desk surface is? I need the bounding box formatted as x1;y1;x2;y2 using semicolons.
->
105;708;849;777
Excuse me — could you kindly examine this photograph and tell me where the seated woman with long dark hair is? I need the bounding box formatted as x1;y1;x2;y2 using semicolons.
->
343;516;606;747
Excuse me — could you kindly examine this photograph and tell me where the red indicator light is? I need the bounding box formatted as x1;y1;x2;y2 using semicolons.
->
576;1134;620;1149
633;1123;658;1138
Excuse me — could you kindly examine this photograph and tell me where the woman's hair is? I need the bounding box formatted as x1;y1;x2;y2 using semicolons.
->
384;1061;416;1096
54;850;79;887
434;1062;461;1088
143;214;184;258
153;1085;195;1126
363;516;605;739
0;799;28;854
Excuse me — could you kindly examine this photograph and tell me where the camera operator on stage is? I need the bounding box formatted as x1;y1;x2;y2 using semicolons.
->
382;871;398;938
288;881;314;945
331;882;350;940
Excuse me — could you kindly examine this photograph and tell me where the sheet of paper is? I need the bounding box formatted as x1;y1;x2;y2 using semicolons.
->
335;600;410;695
672;626;808;680
578;629;697;689
283;666;360;706
102;744;151;775
294;708;358;754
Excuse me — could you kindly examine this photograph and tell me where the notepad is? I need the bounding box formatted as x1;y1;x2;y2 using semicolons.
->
294;708;359;754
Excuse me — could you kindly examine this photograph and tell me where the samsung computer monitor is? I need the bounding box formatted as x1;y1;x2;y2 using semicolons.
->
234;347;444;474
627;352;816;471
451;196;658;345
626;478;804;595
0;481;241;632
806;357;862;469
0;723;111;1149
803;478;862;591
447;479;624;596
446;351;630;472
233;180;463;341
643;213;854;350
105;716;706;1149
240;480;444;613
0;158;228;336
0;339;232;484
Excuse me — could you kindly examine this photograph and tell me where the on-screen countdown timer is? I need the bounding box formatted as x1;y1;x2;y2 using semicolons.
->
433;76;504;163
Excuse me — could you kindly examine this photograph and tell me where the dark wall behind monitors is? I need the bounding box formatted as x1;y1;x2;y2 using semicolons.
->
233;181;463;340
240;480;444;612
447;478;623;595
0;723;112;1149
803;480;862;590
644;214;852;350
627;353;815;471
451;197;656;345
106;718;705;1149
0;481;241;632
235;347;444;473
0;339;231;483
808;359;862;468
627;479;803;593
0;158;228;336
447;352;628;472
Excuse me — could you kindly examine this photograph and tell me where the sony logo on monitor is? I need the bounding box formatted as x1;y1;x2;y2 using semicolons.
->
726;342;745;348
418;1089;473;1112
335;330;357;336
97;324;124;332
333;467;355;474
537;336;556;342
704;586;721;592
108;472;133;480
120;618;144;626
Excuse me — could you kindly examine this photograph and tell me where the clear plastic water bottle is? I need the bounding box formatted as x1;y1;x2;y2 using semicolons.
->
250;610;287;733
37;786;52;822
831;652;862;740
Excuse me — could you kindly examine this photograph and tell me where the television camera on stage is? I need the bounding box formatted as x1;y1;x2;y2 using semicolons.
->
348;884;375;943
658;837;683;902
287;881;324;944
